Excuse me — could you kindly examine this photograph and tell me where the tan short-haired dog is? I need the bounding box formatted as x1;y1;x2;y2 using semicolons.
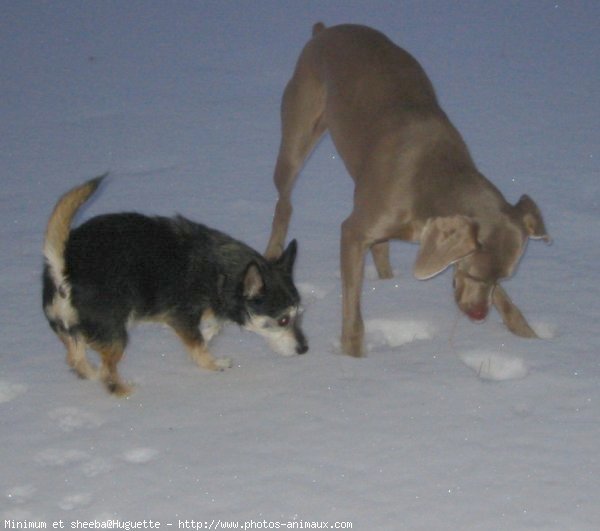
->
265;23;550;357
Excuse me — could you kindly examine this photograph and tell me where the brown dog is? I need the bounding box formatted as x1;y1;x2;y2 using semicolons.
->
265;23;550;357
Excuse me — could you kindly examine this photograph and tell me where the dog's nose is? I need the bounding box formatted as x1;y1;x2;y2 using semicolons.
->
296;343;309;354
466;306;488;322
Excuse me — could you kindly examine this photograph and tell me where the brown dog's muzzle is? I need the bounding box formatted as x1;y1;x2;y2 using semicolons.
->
464;304;489;322
453;270;495;322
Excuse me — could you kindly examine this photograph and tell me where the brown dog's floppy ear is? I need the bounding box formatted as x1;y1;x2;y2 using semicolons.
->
413;216;479;280
515;195;551;243
492;284;539;338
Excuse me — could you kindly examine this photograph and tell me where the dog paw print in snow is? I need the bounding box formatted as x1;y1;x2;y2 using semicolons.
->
48;406;104;432
365;318;434;350
459;351;528;381
5;484;37;505
34;448;90;467
81;457;114;478
122;447;159;464
59;492;92;511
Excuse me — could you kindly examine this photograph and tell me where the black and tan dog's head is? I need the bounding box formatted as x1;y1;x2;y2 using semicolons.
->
241;240;308;355
413;195;550;335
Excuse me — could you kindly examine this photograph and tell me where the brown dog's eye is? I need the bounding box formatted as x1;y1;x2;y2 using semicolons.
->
277;315;290;327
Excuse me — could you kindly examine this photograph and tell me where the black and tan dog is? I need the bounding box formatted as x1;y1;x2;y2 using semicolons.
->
43;176;307;396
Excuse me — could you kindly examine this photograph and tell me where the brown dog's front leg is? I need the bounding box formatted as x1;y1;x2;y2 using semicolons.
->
493;285;539;338
371;241;394;279
340;217;369;357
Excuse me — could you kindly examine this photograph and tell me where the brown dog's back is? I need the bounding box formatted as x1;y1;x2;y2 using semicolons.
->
292;25;470;187
306;25;438;114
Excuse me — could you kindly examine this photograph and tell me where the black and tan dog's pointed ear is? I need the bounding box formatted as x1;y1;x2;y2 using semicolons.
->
515;194;551;243
274;239;297;273
243;263;264;299
413;216;479;280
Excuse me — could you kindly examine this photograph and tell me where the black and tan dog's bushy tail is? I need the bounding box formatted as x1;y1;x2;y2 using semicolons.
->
44;174;106;292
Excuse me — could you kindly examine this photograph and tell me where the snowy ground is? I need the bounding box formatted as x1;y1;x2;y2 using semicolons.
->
1;1;599;529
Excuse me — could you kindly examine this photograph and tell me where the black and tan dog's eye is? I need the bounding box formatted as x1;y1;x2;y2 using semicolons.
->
277;315;290;327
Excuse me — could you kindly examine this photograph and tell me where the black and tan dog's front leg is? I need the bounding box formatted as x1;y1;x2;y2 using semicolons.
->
89;339;133;397
171;317;232;372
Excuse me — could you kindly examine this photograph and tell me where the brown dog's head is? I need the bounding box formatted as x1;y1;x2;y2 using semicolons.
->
413;195;549;333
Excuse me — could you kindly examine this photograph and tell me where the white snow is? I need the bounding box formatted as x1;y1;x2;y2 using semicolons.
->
459;351;529;381
1;1;599;529
365;319;435;350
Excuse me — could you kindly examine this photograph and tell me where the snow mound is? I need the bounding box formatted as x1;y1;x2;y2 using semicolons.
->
459;351;529;381
531;321;558;339
0;380;27;404
365;318;434;349
297;282;332;301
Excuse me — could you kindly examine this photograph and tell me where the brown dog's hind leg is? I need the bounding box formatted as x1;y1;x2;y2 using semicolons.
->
265;73;327;259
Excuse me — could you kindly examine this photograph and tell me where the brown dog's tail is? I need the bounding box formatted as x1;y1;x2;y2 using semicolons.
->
43;174;106;293
312;22;326;37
